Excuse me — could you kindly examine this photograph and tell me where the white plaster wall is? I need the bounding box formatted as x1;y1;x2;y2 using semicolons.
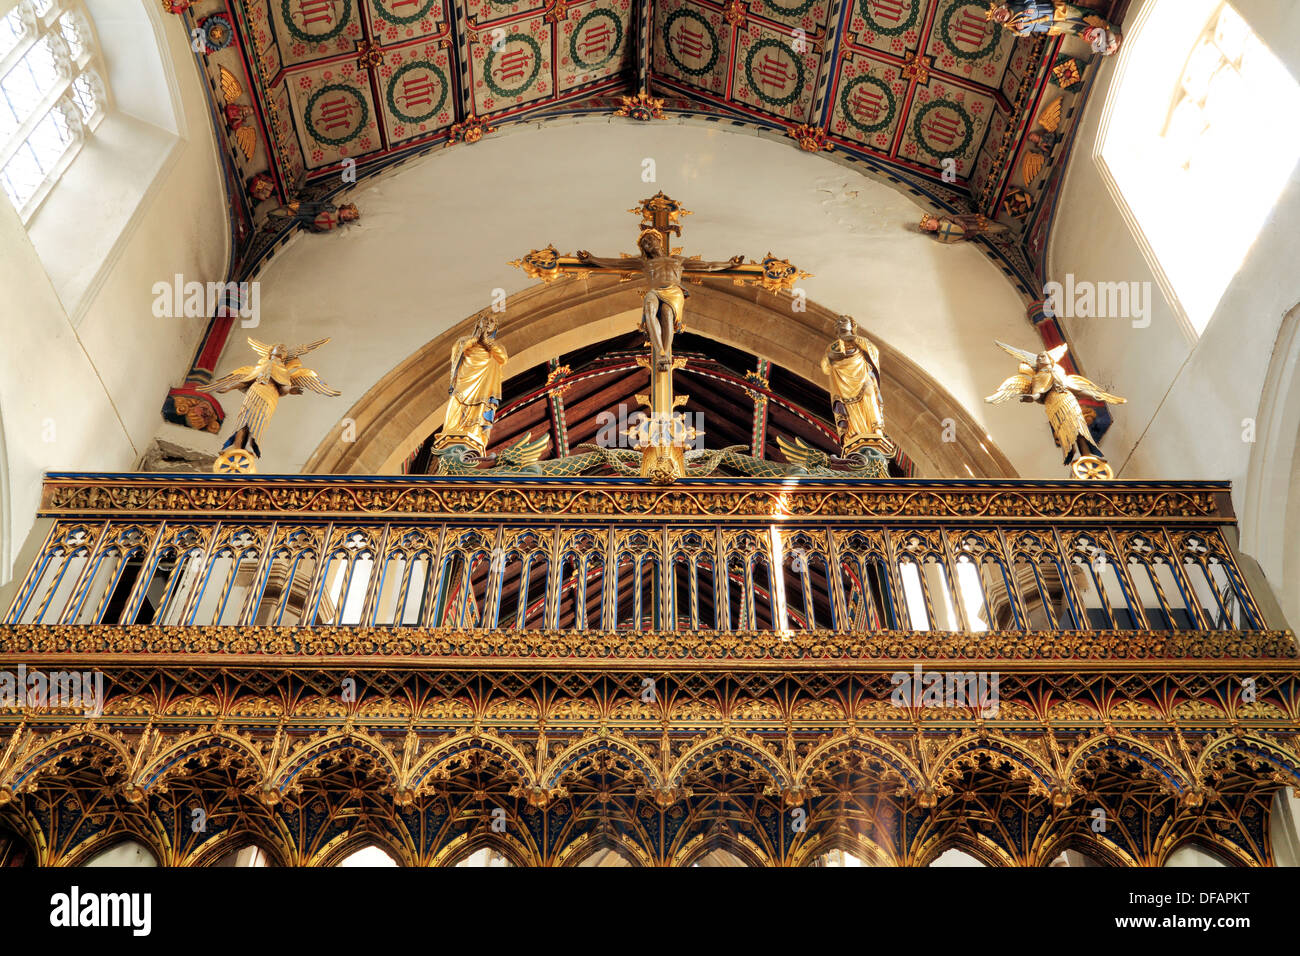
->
1048;0;1300;622
0;4;228;583
194;118;1062;479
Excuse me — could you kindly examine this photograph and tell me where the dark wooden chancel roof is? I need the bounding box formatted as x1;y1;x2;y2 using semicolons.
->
408;330;911;476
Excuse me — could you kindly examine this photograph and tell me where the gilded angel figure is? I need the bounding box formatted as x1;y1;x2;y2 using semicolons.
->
201;337;340;473
985;340;1125;479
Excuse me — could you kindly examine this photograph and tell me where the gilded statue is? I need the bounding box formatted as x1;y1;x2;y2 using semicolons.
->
575;231;743;372
436;313;508;455
985;341;1126;479
821;315;895;459
202;337;340;473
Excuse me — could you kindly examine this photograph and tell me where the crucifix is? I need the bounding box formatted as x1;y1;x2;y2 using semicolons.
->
511;192;810;482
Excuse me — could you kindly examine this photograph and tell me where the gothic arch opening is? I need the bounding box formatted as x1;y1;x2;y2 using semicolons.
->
928;848;988;868
304;278;1017;480
80;839;158;868
1163;842;1233;868
336;845;399;868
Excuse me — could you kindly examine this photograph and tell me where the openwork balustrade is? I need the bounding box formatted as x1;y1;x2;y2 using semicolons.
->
4;474;1277;647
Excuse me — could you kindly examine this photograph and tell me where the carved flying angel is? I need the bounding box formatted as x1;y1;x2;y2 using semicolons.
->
204;337;340;397
985;340;1125;466
219;65;257;161
200;337;339;472
1023;97;1063;182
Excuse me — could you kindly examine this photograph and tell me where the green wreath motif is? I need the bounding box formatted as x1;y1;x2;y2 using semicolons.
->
938;1;998;60
911;98;973;159
304;83;369;146
386;60;448;124
838;74;895;135
764;0;817;16
280;0;352;44
856;0;918;36
662;9;720;77
570;9;624;70
374;0;436;26
483;33;543;97
743;38;805;109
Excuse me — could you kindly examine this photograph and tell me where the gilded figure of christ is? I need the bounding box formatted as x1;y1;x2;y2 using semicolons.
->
576;231;743;372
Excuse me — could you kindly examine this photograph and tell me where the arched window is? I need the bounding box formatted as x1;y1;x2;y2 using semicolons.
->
0;0;106;220
1098;0;1300;334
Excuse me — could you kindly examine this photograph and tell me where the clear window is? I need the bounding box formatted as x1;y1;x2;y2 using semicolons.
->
1098;1;1300;334
0;0;107;220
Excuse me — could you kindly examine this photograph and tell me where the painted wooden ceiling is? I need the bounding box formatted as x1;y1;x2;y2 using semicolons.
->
172;0;1124;286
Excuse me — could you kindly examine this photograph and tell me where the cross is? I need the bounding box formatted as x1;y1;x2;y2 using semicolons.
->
510;193;809;481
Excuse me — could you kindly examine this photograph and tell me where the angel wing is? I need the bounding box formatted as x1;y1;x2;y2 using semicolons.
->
1022;151;1044;184
776;435;830;471
283;337;331;361
985;372;1033;405
235;125;257;161
219;66;243;104
1064;374;1126;405
288;364;341;397
247;338;274;358
1037;97;1062;133
495;432;551;469
198;365;260;393
994;340;1038;366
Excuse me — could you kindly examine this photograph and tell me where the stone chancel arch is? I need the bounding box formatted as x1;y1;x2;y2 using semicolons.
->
304;278;1018;480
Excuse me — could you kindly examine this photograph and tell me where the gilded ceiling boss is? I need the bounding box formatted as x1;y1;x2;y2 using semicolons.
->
436;313;508;456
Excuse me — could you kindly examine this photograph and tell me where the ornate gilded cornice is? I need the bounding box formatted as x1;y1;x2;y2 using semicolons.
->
39;474;1231;523
0;625;1294;665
